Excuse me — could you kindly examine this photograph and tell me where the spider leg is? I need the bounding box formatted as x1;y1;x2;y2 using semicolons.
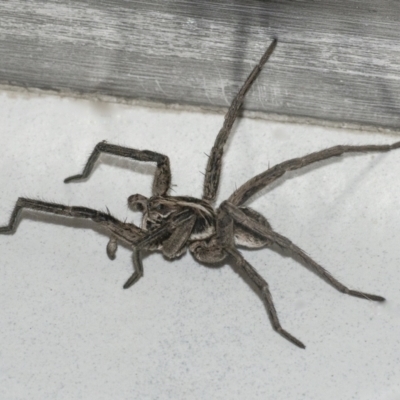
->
228;247;305;349
221;201;385;302
123;210;196;287
229;141;400;205
0;197;123;234
162;214;196;259
215;206;305;348
123;250;144;289
268;230;384;301
0;198;150;290
203;39;277;202
64;141;171;196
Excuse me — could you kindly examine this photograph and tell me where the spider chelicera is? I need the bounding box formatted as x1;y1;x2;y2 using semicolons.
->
1;38;400;348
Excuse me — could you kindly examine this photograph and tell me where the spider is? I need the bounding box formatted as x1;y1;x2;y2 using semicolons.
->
1;38;400;349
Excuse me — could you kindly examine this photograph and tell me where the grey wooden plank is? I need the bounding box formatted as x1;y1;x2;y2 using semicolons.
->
1;0;400;129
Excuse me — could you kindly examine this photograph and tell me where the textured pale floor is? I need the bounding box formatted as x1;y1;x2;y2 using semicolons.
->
0;90;400;400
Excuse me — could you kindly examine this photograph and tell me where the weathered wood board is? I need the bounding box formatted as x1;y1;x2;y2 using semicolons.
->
1;0;400;129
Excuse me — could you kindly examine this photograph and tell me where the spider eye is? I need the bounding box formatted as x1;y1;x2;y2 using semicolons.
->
155;204;166;212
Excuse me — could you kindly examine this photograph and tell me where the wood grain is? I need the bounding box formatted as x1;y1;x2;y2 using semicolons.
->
1;0;399;128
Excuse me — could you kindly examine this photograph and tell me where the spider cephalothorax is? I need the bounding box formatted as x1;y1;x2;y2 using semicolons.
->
127;194;216;257
2;38;400;348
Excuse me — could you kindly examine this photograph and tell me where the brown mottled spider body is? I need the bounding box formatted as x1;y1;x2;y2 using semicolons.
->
1;38;400;348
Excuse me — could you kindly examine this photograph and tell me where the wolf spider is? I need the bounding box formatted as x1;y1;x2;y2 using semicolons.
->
1;38;399;348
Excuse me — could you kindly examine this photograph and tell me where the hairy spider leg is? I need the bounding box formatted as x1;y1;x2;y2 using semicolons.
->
222;202;385;302
215;205;305;348
0;198;148;288
123;209;197;287
123;250;144;289
229;141;400;205
64;141;171;196
203;38;277;202
228;247;306;349
0;198;123;234
0;198;197;289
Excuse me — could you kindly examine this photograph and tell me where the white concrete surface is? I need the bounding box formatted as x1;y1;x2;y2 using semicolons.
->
0;90;400;400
